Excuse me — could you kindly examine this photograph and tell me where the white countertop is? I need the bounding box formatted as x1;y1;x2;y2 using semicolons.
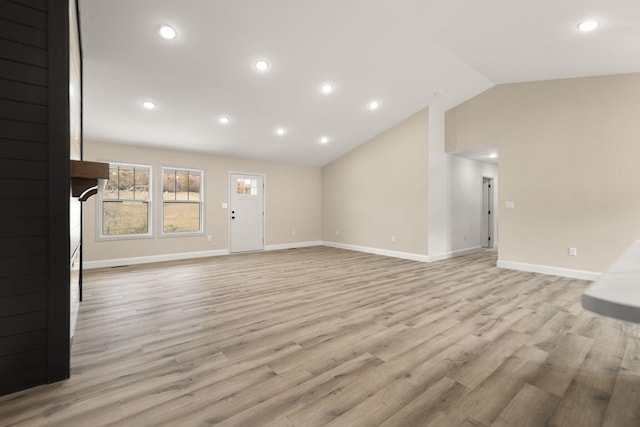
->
582;240;640;323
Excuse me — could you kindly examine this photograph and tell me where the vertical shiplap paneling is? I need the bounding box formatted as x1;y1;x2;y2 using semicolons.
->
0;0;52;395
46;0;71;385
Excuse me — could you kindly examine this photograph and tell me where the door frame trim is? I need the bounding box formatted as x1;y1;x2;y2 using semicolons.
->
228;171;266;253
481;176;494;248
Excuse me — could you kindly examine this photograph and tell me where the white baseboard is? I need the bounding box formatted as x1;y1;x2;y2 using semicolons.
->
497;260;602;281
427;246;482;262
84;249;230;269
84;243;602;282
322;241;430;263
265;241;323;251
85;242;324;269
83;242;475;269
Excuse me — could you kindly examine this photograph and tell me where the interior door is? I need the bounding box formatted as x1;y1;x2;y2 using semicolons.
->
230;173;264;253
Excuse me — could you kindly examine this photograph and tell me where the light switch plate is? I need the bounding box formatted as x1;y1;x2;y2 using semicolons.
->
506;201;515;209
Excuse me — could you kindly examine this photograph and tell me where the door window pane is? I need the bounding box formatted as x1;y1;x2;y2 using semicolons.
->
236;178;258;195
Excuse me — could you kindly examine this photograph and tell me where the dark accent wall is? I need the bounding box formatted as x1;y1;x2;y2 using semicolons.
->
0;0;71;395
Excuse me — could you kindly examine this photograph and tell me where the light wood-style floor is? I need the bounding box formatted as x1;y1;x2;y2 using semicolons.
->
1;247;639;426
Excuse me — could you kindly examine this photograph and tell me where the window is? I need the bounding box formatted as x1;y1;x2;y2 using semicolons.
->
236;177;258;195
161;168;204;234
99;163;152;238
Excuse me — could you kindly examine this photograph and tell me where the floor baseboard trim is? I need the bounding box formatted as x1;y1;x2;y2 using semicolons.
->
85;244;601;282
85;242;324;269
427;247;482;262
322;241;429;263
265;241;324;251
497;260;602;281
84;249;230;269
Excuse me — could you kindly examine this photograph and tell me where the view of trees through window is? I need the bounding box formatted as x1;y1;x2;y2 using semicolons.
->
162;168;203;233
101;164;150;236
99;164;203;237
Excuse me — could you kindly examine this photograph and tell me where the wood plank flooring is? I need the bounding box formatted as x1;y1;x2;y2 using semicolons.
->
1;246;639;426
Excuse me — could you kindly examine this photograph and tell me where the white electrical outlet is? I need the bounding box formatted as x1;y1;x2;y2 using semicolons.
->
391;235;396;242
336;230;340;236
292;229;296;236
207;235;212;242
569;247;577;256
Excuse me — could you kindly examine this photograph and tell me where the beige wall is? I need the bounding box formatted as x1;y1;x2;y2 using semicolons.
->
84;141;322;263
322;108;429;256
446;73;640;272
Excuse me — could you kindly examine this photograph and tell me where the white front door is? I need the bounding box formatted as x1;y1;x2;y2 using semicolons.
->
230;173;264;253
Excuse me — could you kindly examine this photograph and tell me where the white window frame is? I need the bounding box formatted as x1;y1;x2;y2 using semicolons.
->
160;166;205;237
97;162;153;240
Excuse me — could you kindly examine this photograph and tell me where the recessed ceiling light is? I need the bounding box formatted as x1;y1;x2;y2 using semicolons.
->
255;59;269;72
320;136;330;144
158;25;177;40
321;83;335;94
275;127;287;136
368;100;381;110
578;20;599;32
141;101;156;110
489;153;498;159
218;116;230;125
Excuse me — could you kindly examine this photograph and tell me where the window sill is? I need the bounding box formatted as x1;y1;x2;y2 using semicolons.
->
159;232;205;238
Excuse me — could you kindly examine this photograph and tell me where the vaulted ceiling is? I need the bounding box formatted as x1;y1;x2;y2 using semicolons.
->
79;0;640;167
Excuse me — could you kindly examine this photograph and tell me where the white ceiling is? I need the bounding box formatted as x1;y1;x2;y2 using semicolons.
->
79;0;640;167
